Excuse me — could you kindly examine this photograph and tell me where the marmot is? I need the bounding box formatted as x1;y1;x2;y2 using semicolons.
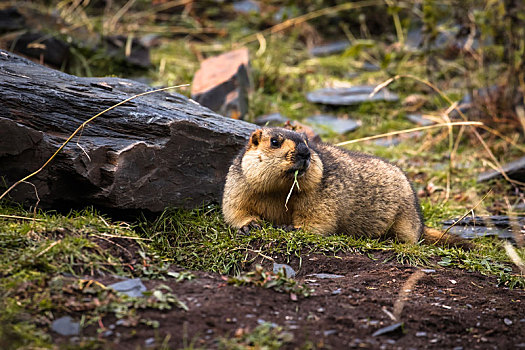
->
222;127;461;245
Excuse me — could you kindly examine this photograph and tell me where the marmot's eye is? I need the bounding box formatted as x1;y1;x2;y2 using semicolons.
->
270;137;280;148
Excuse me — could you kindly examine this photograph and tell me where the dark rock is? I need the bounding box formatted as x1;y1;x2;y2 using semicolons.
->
477;156;525;183
233;1;260;14
0;50;256;211
108;278;147;297
309;41;350;57
0;7;26;33
406;114;435;126
308;273;344;279
10;32;70;68
51;316;80;336
191;48;251;120
104;35;151;69
305;115;360;134
255;113;288;126
372;322;404;337
442;215;525;241
273;263;296;278
307;86;398;106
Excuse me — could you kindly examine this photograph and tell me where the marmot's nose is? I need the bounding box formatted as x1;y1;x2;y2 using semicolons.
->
296;143;311;160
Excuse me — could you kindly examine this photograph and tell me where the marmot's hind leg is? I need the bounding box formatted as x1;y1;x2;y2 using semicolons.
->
388;206;423;244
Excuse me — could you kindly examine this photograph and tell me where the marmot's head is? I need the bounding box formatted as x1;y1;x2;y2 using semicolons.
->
241;128;323;192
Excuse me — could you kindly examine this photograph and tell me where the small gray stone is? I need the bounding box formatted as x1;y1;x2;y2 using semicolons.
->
323;329;337;336
305;114;360;135
233;0;260;14
331;288;342;295
51;316;80;336
307;86;398;106
308;273;344;279
421;269;436;273
504;318;513;326
309;41;350;57
372;322;403;337
144;337;155;346
415;331;427;337
109;278;147;298
273;263;296;278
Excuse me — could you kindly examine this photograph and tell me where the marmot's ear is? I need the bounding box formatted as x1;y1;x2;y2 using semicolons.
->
249;129;263;147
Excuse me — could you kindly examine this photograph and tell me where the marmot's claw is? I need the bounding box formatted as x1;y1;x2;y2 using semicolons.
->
237;221;261;235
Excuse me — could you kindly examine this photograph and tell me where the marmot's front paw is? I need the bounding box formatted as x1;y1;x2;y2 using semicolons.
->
237;221;261;235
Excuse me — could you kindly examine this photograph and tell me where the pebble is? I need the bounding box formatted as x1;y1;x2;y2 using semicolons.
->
323;329;337;336
415;331;427;337
273;263;296;278
504;318;513;326
51;316;80;336
305;114;360;135
108;278;147;298
309;41;350;57
306;86;399;106
372;322;403;337
144;337;155;346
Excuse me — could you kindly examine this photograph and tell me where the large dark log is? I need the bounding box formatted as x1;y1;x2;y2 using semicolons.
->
0;50;256;211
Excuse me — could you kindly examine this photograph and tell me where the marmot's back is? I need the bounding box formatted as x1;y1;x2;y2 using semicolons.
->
222;127;423;243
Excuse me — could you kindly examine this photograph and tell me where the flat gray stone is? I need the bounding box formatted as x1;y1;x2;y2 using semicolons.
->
273;263;296;278
372;322;404;337
51;316;80;336
305;114;360;135
309;41;350;57
109;278;147;298
306;86;398;106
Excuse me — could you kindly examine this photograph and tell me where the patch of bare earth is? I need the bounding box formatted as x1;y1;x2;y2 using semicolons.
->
72;253;524;349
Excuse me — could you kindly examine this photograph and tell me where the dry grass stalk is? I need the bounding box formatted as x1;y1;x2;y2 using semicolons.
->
392;270;424;320
335;121;483;147
0;84;189;203
503;241;525;276
0;214;45;221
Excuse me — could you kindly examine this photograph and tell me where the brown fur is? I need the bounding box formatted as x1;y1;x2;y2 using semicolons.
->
222;127;462;246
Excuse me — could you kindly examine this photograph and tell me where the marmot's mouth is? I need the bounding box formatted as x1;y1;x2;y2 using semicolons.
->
287;158;311;177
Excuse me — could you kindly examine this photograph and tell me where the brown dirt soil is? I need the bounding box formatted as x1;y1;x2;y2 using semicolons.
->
63;252;524;349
